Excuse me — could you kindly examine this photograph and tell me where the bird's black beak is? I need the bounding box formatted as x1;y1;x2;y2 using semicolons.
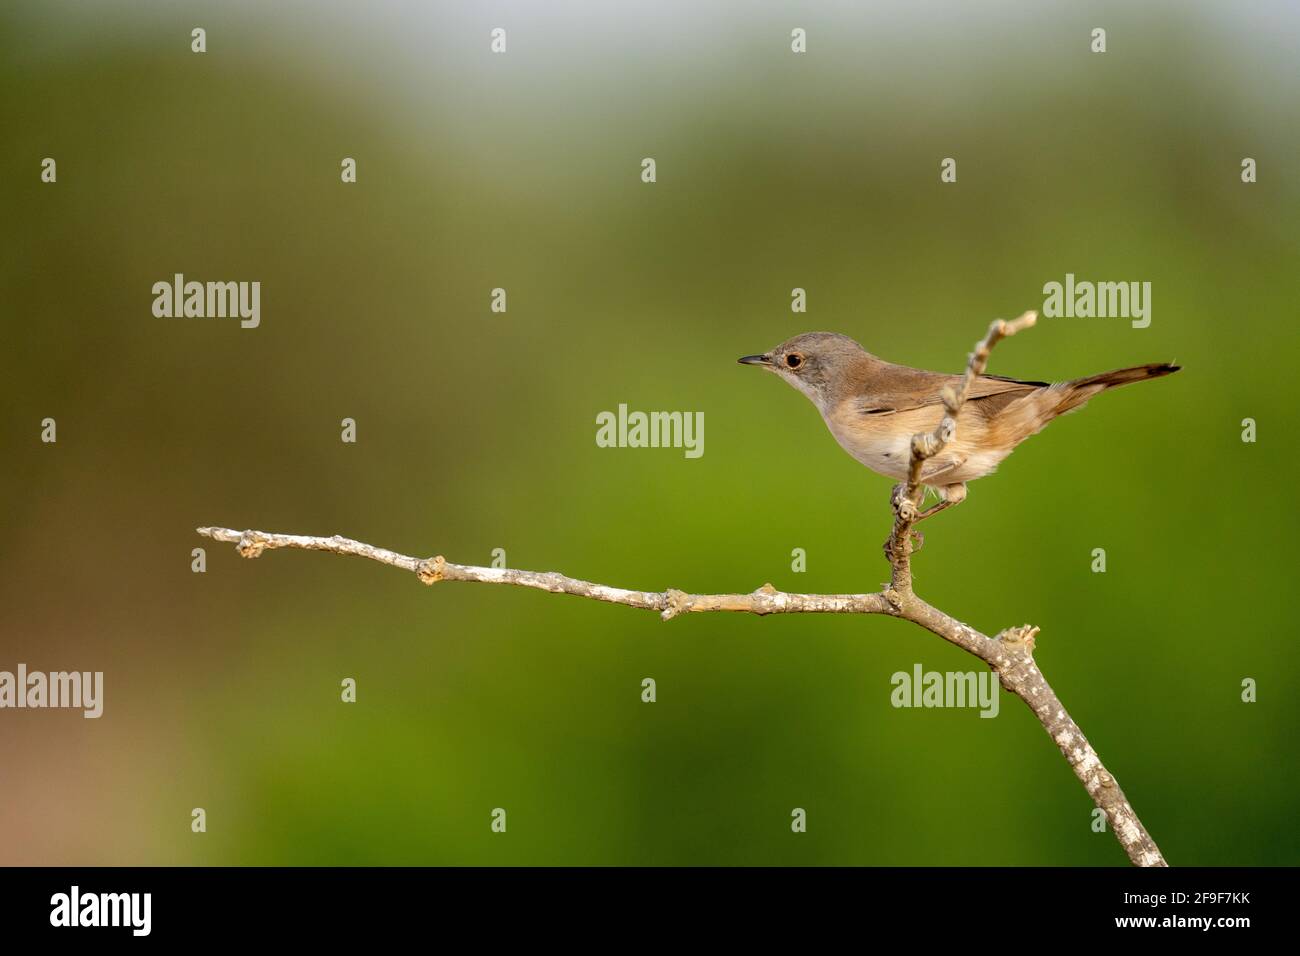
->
738;353;772;366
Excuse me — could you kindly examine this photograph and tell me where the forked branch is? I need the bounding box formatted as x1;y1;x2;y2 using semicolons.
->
197;311;1166;867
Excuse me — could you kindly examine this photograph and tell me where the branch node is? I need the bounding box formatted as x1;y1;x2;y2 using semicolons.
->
997;624;1040;653
660;588;690;621
237;532;268;559
417;555;447;585
936;416;956;444
890;484;919;522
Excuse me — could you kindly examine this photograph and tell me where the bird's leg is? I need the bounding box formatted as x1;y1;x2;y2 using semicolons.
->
913;482;968;524
913;501;954;523
883;532;923;561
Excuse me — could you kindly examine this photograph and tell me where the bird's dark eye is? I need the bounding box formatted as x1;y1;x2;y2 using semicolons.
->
786;353;803;369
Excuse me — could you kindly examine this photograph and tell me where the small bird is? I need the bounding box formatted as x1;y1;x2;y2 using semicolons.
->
739;332;1179;523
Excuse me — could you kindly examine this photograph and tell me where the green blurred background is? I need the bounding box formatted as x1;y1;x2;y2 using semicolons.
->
2;0;1297;865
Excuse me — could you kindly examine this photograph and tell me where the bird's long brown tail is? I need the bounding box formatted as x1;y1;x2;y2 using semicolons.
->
1055;362;1181;414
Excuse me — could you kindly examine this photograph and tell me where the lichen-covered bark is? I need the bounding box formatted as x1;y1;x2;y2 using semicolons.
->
197;527;896;621
901;594;1165;867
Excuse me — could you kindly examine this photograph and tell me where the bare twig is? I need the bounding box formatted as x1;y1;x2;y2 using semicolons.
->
196;310;1166;867
194;527;894;620
886;310;1039;590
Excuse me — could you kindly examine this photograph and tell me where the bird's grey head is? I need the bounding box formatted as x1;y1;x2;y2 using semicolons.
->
738;332;872;411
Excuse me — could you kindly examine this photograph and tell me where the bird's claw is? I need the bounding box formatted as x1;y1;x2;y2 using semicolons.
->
882;528;925;561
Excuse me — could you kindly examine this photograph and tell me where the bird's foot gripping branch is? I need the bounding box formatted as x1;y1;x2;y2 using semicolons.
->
198;311;1167;867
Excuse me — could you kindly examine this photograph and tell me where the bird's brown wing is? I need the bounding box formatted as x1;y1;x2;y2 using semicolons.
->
854;365;1048;418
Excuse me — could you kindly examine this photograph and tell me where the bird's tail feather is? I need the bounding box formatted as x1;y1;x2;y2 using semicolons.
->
1070;363;1181;390
1054;362;1180;414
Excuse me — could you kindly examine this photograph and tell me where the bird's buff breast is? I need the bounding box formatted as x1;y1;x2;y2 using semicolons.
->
822;403;1008;483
